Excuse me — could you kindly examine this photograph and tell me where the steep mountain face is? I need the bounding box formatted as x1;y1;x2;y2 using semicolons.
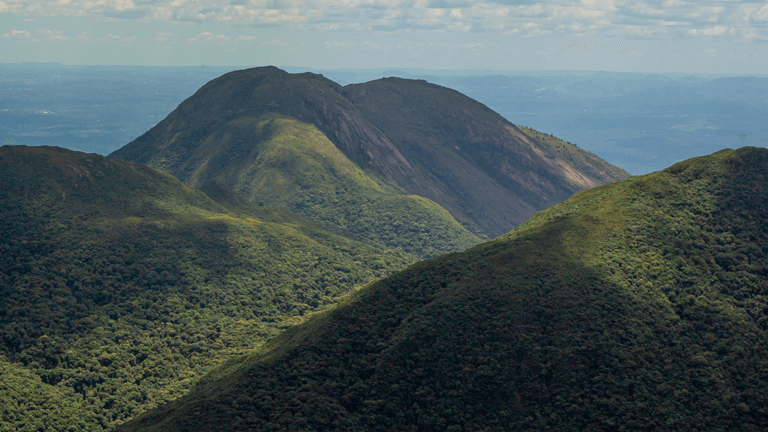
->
0;145;413;431
110;66;627;248
122;147;768;432
345;77;628;236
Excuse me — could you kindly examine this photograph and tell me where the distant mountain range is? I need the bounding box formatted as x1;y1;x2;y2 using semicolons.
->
110;66;626;245
120;147;768;431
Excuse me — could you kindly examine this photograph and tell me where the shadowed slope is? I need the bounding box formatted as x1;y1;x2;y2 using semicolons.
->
345;78;629;236
121;147;768;432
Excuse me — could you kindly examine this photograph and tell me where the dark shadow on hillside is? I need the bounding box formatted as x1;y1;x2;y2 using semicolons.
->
120;149;768;431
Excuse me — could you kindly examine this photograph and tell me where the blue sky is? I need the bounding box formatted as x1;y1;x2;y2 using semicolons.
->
2;0;768;73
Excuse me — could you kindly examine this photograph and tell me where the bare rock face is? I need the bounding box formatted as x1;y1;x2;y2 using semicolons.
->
344;77;629;236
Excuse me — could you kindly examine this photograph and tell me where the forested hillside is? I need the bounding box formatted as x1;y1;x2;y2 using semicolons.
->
122;147;768;432
0;146;413;431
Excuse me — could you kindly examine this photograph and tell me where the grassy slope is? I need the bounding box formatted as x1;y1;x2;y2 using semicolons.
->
121;112;481;257
0;146;415;431
345;78;630;237
122;147;768;431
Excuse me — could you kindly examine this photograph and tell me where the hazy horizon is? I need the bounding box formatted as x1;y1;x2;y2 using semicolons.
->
3;1;768;75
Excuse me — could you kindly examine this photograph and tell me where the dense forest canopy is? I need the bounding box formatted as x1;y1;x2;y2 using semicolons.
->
121;147;768;432
0;146;414;431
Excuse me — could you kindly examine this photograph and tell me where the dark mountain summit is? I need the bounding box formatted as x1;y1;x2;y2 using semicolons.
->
108;66;412;182
121;147;768;431
110;66;627;248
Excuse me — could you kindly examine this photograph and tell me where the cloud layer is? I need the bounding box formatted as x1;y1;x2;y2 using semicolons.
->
2;0;768;41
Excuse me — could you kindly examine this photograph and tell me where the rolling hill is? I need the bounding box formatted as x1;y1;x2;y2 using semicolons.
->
109;66;628;248
0;145;414;431
121;147;768;431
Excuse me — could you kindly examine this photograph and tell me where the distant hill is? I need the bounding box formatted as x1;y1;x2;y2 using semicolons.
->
0;145;413;431
109;66;627;249
121;147;768;431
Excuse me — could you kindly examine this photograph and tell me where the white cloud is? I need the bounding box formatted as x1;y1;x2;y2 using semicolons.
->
5;28;74;42
70;29;143;43
3;0;768;42
154;32;173;41
186;31;230;44
3;29;33;38
37;28;70;41
0;0;24;14
757;4;768;21
259;37;290;47
234;34;258;42
696;25;728;36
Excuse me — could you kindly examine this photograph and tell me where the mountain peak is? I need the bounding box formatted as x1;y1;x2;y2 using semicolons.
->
110;66;627;250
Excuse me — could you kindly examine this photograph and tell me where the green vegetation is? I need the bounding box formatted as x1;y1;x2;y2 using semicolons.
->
182;114;482;257
0;146;414;431
122;147;768;431
112;108;480;257
116;112;482;258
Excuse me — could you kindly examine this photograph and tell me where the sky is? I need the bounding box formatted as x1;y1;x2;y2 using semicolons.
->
1;0;768;74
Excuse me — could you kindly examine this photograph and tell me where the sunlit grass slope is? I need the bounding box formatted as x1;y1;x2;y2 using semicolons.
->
128;113;482;257
122;147;768;432
0;145;414;431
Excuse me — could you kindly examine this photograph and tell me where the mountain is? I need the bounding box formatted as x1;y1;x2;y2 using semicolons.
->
121;147;768;431
109;66;627;249
0;145;413;431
